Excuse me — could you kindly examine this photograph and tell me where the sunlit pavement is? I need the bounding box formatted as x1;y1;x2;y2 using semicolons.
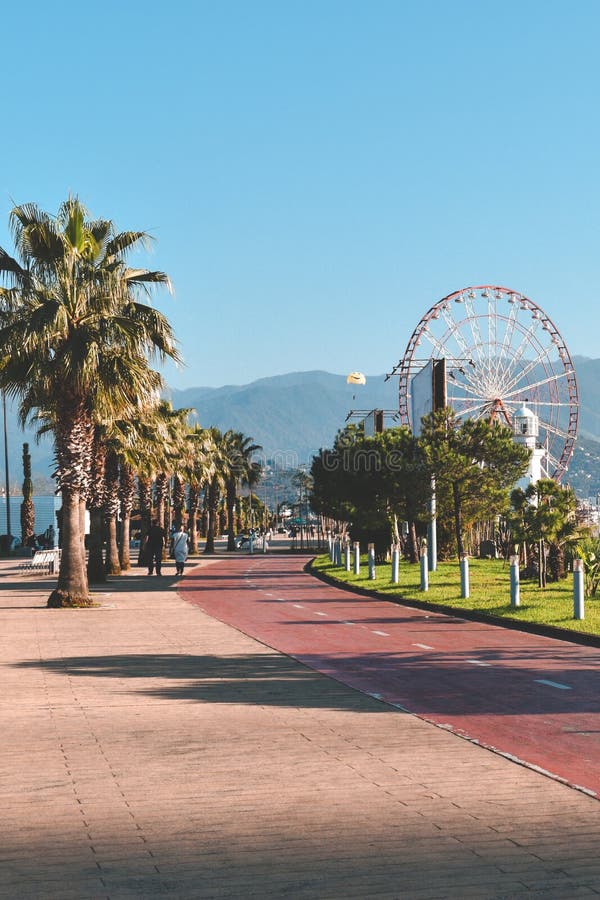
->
182;553;600;799
2;553;600;898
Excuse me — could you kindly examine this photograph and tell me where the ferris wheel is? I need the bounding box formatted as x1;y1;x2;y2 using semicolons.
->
396;285;579;481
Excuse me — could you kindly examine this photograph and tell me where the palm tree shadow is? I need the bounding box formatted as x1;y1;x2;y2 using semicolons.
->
13;652;394;712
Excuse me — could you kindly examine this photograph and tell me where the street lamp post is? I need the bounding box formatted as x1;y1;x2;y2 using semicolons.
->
2;392;11;545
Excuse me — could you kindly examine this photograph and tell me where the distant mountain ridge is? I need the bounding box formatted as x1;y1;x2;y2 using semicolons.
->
169;370;399;464
6;362;600;499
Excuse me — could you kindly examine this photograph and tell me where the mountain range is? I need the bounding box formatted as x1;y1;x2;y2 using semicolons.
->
5;359;600;500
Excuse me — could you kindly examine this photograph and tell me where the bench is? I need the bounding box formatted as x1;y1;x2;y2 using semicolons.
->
18;549;61;575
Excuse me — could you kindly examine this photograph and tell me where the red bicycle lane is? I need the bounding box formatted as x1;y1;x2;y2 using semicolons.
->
179;553;600;798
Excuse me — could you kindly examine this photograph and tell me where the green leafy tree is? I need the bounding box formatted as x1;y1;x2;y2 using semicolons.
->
509;479;579;587
419;409;530;559
311;426;431;558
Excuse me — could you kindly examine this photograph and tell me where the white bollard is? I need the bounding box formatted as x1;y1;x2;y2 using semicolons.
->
573;558;585;620
460;555;470;599
510;555;520;608
391;545;399;584
353;541;360;575
344;543;351;572
420;547;428;591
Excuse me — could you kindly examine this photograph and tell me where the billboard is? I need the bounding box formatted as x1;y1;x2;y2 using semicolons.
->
364;409;384;436
410;359;446;436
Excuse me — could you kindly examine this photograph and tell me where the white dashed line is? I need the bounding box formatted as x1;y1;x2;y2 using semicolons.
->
535;679;572;690
292;604;304;609
342;621;355;625
467;659;492;667
413;643;434;650
372;630;389;637
316;611;328;617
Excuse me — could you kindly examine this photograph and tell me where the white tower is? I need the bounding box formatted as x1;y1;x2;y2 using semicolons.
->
513;403;546;489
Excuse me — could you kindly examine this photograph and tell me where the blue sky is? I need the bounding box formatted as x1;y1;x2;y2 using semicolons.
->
1;0;599;388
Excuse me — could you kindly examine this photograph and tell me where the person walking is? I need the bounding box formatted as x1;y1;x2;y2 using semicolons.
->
172;523;189;577
147;518;166;576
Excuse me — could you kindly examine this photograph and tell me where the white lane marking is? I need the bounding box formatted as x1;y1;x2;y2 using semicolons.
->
316;611;328;616
372;630;389;636
535;679;572;691
264;592;274;596
342;621;355;625
467;659;492;667
292;604;304;609
413;643;434;650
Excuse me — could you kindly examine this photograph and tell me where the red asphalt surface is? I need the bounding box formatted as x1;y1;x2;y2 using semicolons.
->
179;553;600;798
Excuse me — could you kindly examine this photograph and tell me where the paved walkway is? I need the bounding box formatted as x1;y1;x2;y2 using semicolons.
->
181;553;600;798
2;555;600;899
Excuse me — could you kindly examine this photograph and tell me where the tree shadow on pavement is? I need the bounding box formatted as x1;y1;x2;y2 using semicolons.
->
14;643;600;716
13;651;396;712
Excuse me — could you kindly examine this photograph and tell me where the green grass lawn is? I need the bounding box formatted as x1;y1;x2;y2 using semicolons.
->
311;554;600;637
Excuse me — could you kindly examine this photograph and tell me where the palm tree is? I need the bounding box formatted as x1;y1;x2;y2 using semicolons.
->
87;426;108;582
103;447;121;575
152;401;192;552
222;431;262;550
0;197;179;606
118;459;136;571
183;425;215;553
88;406;158;576
203;428;228;554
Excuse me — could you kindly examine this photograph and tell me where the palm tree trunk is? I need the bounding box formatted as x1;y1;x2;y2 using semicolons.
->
87;428;106;582
155;472;169;559
137;475;152;567
120;514;131;570
104;449;121;575
118;463;135;570
48;489;91;607
105;517;120;574
226;480;237;550
188;485;199;553
204;480;219;553
87;508;106;583
172;474;185;529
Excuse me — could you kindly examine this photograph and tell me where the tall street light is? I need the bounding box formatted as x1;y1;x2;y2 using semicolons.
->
2;391;11;543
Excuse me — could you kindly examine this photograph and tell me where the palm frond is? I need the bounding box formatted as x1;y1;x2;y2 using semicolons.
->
105;231;152;259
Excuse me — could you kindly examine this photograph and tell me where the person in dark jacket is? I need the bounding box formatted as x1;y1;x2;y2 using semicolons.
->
147;519;166;575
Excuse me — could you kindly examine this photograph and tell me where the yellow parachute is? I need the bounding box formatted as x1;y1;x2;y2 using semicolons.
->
346;372;366;385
